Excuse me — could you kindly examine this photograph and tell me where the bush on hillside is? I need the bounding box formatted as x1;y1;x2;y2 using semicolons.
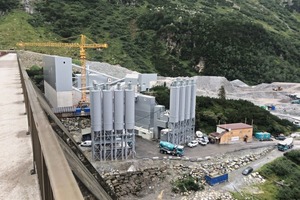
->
171;175;203;193
284;150;300;165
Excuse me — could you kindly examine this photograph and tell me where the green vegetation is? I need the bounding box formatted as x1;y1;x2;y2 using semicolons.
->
26;65;44;92
0;0;19;12
218;86;226;100
1;0;300;84
150;86;296;134
233;149;300;200
149;85;170;109
172;175;203;193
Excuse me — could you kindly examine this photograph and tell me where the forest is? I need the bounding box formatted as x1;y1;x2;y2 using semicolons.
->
1;0;300;85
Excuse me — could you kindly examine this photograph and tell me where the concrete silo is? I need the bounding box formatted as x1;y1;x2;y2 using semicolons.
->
90;82;135;161
90;89;102;160
166;78;197;145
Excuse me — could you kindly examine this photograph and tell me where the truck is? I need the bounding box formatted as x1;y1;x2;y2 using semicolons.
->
277;138;294;151
291;99;300;104
205;172;228;186
159;141;184;157
254;132;271;141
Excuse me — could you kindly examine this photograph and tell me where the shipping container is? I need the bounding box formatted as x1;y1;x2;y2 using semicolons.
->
205;173;228;186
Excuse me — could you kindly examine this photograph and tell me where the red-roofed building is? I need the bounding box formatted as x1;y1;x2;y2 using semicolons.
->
210;123;253;144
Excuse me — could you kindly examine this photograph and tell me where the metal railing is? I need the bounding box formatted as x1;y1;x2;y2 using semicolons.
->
18;54;84;200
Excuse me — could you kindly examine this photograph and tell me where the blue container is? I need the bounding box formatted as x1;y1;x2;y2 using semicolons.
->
84;107;90;113
75;108;81;114
205;173;228;186
255;132;271;141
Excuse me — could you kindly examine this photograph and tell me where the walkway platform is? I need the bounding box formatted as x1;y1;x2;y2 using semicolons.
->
0;53;40;200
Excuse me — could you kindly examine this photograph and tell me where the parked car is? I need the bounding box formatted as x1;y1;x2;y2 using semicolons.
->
242;166;253;176
80;140;92;147
276;134;286;141
202;135;209;144
187;140;198;148
196;137;208;146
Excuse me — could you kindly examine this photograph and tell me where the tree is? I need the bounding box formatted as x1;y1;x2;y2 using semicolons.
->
218;85;226;99
0;0;19;12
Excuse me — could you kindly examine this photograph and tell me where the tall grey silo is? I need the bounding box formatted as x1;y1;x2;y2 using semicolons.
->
185;79;192;143
114;83;125;159
90;88;102;161
125;83;135;158
167;78;197;145
179;81;186;144
90;83;135;161
190;79;197;139
169;81;180;144
102;85;114;160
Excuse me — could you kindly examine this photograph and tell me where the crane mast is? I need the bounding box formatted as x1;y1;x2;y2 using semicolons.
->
17;34;108;106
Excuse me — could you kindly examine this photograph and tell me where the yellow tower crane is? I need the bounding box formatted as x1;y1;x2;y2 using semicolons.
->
17;34;108;107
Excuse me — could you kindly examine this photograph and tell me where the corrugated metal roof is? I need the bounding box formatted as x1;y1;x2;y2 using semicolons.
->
217;123;252;130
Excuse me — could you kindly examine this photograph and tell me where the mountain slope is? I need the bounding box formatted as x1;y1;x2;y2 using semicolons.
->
1;0;300;84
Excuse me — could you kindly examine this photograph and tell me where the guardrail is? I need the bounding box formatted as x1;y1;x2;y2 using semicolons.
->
18;54;84;200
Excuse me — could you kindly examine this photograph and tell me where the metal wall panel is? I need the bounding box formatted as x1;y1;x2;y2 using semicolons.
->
138;73;157;92
134;95;155;127
43;56;72;92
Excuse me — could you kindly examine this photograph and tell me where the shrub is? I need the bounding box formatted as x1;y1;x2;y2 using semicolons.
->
172;175;203;193
284;150;300;165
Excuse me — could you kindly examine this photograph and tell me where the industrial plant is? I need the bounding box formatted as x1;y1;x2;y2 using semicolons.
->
42;54;197;161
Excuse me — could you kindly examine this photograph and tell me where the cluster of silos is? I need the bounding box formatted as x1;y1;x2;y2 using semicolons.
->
90;83;135;161
168;78;196;145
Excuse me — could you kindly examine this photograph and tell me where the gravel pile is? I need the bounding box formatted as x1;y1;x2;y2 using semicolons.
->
87;61;137;79
195;76;236;97
230;79;249;88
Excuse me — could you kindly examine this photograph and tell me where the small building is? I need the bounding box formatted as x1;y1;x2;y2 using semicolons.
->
210;123;253;144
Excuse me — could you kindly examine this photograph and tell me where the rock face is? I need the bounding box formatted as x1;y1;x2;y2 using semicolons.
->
100;147;273;198
244;172;266;185
61;117;91;132
102;166;168;197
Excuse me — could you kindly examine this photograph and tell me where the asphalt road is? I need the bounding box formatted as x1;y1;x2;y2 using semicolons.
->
214;140;300;193
135;136;279;159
